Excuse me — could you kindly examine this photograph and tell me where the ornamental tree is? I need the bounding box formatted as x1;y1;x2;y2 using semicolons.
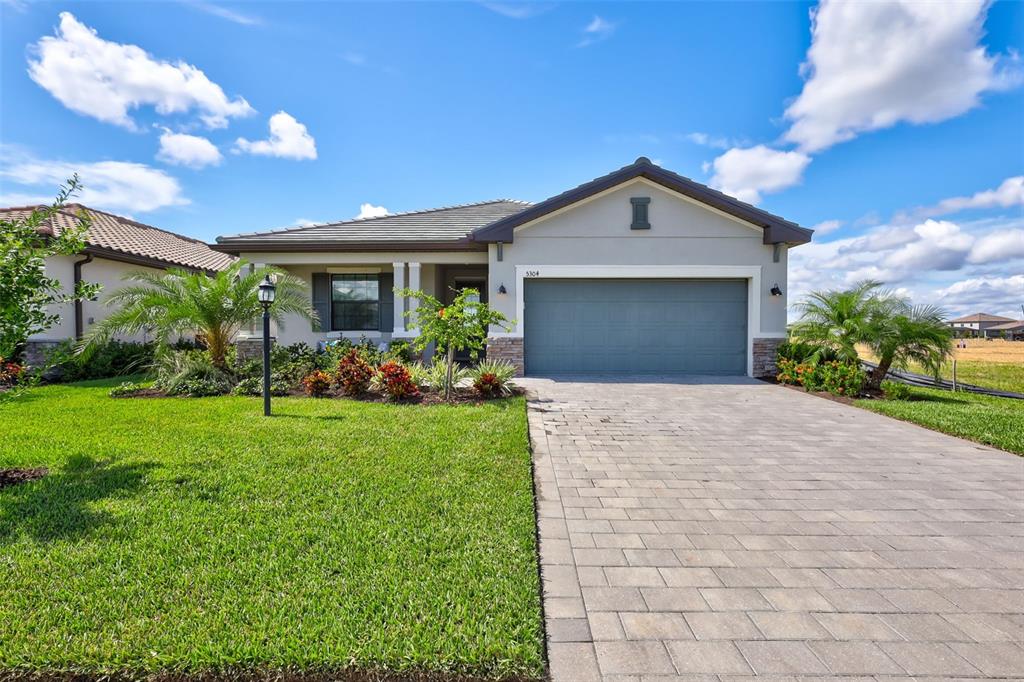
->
396;287;513;400
0;176;101;361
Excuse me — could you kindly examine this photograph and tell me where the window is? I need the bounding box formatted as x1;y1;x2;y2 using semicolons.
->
630;197;651;230
331;274;379;331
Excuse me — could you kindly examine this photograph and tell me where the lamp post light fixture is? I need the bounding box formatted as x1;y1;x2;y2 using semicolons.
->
257;275;276;416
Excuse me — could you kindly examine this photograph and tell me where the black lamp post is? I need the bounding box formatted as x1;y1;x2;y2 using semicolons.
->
257;275;276;416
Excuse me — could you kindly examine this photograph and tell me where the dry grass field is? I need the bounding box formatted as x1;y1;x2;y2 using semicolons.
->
859;339;1024;393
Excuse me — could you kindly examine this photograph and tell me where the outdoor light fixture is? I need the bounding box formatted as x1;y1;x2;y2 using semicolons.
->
497;283;507;295
770;284;783;297
258;275;276;416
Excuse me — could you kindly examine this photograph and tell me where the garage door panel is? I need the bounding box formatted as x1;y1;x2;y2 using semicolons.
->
524;279;747;375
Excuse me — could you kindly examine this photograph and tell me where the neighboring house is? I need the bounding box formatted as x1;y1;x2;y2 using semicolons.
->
984;320;1024;340
0;204;235;363
215;158;813;377
948;313;1016;338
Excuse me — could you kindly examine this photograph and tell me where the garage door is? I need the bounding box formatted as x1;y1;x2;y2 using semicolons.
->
524;279;747;375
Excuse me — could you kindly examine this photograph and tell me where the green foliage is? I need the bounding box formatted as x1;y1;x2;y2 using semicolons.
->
790;280;886;363
405;361;430;388
865;301;952;390
427;360;469;395
0;358;27;386
385;339;415;363
153;350;234;397
335;349;373;395
231;375;290;397
776;340;838;365
108;381;146;398
0;176;102;360
881;380;913;401
301;370;333;397
377;360;420;400
397;286;512;400
777;358;865;396
0;381;543;675
53;339;156;381
469;359;517;397
80;260;314;368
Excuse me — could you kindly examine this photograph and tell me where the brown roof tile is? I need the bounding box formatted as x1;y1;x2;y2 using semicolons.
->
0;204;235;272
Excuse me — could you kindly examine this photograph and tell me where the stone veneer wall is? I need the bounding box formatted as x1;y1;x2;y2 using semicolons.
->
235;336;275;365
487;337;524;376
23;340;63;368
752;337;785;378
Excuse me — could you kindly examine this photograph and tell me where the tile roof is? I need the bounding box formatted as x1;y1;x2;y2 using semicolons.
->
986;320;1024;331
216;200;531;251
948;313;1016;323
0;204;235;272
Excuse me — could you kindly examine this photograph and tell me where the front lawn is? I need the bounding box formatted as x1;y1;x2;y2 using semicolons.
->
856;386;1024;455
0;380;543;679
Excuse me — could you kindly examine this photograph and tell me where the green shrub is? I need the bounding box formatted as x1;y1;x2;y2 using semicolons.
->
54;339;155;381
815;361;865;396
154;350;233;397
881;380;913;401
231;375;291;397
385;340;415;364
109;381;145;398
777;341;838;365
469;359;516;397
427;361;469;395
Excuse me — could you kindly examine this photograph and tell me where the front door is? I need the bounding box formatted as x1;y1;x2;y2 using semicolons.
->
451;277;487;364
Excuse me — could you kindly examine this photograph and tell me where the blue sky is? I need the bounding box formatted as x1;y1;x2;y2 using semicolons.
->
1;0;1022;317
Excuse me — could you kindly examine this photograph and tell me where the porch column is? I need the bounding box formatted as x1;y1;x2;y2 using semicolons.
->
407;262;421;334
392;262;406;334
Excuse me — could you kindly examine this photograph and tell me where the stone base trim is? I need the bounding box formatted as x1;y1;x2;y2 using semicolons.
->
752;336;785;378
235;336;275;365
23;340;64;368
487;337;524;376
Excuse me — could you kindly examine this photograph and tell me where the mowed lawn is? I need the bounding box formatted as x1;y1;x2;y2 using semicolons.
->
859;339;1024;393
857;386;1024;455
0;380;543;679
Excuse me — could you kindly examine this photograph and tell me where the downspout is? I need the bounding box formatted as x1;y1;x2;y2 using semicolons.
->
73;253;93;340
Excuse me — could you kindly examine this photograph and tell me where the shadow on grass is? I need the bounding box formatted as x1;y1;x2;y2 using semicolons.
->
0;454;156;543
270;412;348;421
908;392;974;405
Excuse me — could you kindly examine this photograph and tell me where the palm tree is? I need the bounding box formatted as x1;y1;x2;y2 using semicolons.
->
790;280;885;362
865;301;952;390
79;261;314;368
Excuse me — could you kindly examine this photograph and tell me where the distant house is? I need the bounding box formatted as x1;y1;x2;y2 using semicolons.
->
0;204;235;363
984;320;1024;341
948;313;1016;338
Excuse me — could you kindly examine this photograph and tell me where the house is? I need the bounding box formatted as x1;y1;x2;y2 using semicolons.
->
215;158;813;377
0;204;235;364
948;313;1016;338
983;320;1024;341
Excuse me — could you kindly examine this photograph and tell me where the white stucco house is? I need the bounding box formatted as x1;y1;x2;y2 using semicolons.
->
215;158;813;377
0;204;235;364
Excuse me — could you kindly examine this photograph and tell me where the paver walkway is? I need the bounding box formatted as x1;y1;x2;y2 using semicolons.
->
522;377;1024;681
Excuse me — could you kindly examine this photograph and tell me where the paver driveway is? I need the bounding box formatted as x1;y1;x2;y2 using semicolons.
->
523;377;1024;681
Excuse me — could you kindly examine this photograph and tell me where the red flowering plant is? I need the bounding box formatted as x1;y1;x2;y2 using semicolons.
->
301;370;333;397
0;359;25;386
334;348;374;395
377;360;419;400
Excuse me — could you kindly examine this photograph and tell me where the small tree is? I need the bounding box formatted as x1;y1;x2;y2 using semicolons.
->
0;176;101;360
865;301;952;390
397;287;512;400
790;280;885;363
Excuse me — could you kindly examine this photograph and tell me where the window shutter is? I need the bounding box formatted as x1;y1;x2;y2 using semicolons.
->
312;272;331;331
630;197;651;230
379;273;394;333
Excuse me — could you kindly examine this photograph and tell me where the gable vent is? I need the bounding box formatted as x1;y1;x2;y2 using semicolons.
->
630;197;651;230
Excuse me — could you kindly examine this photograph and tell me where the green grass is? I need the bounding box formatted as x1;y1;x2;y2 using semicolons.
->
856;386;1024;455
0;379;543;679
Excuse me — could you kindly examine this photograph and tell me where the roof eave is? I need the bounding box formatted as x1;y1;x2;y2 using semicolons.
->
471;159;812;246
212;238;487;255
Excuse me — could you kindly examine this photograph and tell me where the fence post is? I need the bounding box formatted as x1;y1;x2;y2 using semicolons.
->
952;358;957;392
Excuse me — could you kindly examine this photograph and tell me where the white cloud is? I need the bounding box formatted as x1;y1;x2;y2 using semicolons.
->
480;2;554;19
934;275;1024;318
926;176;1024;217
709;145;812;204
685;132;731;150
968;229;1024;264
577;16;615;48
156;130;222;169
234;111;317;160
784;0;1020;152
28;12;254;129
293;218;320;227
882;219;973;272
0;153;188;213
355;203;389;219
341;51;367;66
811;219;842;236
186;1;262;26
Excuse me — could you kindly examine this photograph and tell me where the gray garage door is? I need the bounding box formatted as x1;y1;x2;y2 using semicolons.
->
524;279;747;375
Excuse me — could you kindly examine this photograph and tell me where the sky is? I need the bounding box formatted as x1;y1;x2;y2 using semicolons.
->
1;0;1022;319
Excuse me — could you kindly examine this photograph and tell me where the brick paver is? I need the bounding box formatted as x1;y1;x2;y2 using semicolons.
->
525;377;1023;681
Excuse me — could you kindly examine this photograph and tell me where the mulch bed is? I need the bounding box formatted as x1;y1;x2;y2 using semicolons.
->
760;377;882;405
0;466;48;489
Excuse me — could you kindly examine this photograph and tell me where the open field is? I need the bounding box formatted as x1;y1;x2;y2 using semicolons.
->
859;339;1024;394
0;379;543;679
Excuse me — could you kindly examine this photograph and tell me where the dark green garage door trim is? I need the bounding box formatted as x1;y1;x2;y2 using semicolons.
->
523;278;748;375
